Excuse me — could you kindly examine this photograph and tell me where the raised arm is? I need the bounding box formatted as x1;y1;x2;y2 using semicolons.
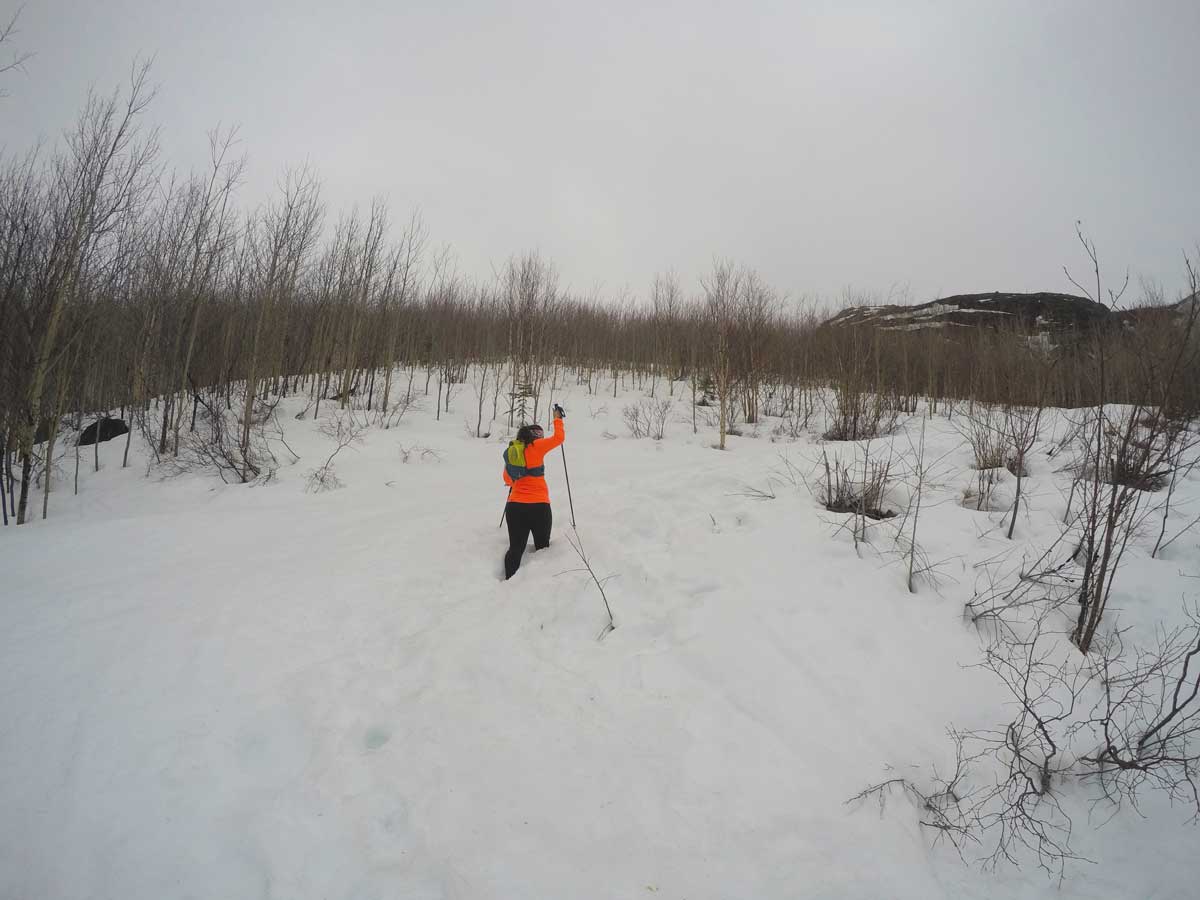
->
535;415;565;452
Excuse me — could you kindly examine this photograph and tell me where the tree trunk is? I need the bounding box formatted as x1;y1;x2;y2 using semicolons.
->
16;450;32;525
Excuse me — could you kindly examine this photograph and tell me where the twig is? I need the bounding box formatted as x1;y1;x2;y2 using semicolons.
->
564;526;616;640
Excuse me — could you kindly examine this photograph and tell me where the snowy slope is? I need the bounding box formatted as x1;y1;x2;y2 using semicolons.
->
2;379;1198;899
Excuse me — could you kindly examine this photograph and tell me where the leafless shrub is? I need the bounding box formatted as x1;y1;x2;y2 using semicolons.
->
170;388;276;484
1068;406;1188;652
964;530;1080;632
895;417;929;592
728;481;776;501
772;452;806;489
697;406;722;430
959;404;1010;471
267;411;301;464
1083;612;1200;816
622;402;648;438
776;397;817;440
816;446;896;552
964;623;1091;875
1101;416;1174;492
239;396;280;428
398;443;441;464
820;322;900;441
647;398;672;439
1002;403;1043;511
823;386;898;441
961;466;1006;513
874;606;1200;878
848;729;975;857
1063;234;1200;652
1151;426;1200;558
855;607;1090;877
950;402;1034;516
382;392;417;430
305;411;364;492
1046;415;1087;462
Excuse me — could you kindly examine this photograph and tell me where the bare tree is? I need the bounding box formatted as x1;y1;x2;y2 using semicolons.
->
8;61;159;522
239;167;323;480
1065;234;1199;653
702;260;740;450
650;270;682;397
0;6;33;98
1002;400;1046;539
738;269;776;424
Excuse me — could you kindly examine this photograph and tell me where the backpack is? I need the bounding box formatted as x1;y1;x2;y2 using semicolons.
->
503;440;545;481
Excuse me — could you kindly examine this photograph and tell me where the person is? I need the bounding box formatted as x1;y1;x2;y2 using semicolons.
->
501;406;565;579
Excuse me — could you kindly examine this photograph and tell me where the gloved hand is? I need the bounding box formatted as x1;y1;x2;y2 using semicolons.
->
553;404;566;420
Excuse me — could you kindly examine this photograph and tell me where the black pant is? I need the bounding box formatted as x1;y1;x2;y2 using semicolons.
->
504;502;552;579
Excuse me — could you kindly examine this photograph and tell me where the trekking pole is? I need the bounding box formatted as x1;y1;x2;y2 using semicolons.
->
499;488;511;528
555;404;577;527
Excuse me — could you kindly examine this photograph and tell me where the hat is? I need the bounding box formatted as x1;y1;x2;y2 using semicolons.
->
516;423;544;444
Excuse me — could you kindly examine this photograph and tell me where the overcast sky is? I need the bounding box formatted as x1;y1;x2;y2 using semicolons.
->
3;0;1197;305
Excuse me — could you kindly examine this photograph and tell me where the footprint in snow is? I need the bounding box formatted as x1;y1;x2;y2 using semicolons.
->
364;725;391;751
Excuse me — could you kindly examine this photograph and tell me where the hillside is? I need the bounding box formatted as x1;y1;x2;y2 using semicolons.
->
824;291;1111;333
824;290;1200;339
2;381;1198;899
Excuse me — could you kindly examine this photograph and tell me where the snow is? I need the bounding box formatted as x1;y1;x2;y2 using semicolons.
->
881;321;953;331
861;304;1015;332
2;378;1198;899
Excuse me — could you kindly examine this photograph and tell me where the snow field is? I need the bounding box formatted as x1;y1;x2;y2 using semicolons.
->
2;378;1198;899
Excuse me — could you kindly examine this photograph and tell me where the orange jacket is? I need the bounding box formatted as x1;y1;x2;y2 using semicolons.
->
503;417;565;504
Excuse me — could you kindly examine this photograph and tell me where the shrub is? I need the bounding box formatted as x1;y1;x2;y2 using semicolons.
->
623;398;673;440
819;449;895;520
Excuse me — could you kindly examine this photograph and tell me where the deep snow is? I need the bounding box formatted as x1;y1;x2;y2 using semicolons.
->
2;378;1198;899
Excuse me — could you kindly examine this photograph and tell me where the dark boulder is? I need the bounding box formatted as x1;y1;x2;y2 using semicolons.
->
78;417;129;446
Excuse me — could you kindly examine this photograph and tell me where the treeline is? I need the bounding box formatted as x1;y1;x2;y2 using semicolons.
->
2;67;1198;524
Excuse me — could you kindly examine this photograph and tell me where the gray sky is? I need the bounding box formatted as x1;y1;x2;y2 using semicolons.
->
3;0;1197;304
